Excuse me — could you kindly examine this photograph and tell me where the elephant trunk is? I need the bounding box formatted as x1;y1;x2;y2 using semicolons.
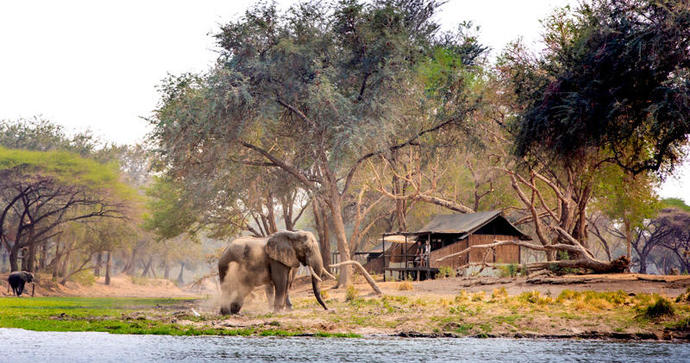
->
307;254;328;310
311;275;328;310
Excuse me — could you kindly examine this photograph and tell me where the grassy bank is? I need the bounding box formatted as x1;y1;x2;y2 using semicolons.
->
1;289;688;339
0;297;358;337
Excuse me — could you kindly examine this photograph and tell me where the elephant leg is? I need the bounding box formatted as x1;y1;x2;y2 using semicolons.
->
264;285;275;308
285;294;293;310
270;261;290;311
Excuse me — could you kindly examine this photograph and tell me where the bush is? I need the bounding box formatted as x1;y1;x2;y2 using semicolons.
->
491;287;508;300
397;281;413;291
320;289;330;300
345;285;358;301
455;290;469;303
498;264;519;278
70;270;96;286
520;263;529;277
641;297;675;319
518;291;552;305
438;266;454;279
675;288;690;304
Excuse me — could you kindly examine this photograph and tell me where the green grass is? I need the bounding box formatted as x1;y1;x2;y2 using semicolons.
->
0;297;206;335
0;297;362;337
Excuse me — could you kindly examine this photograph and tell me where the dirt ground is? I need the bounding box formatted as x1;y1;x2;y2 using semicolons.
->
287;273;690;302
0;273;199;298
3;271;689;301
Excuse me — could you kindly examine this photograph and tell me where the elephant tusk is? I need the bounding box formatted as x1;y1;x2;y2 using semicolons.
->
321;268;336;280
309;266;322;282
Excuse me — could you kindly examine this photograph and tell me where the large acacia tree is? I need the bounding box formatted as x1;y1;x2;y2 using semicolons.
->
150;0;485;285
491;0;690;272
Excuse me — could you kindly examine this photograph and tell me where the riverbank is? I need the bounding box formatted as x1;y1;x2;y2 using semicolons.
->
1;274;689;341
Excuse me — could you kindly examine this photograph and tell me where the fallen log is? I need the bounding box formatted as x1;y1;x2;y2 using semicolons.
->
329;260;382;295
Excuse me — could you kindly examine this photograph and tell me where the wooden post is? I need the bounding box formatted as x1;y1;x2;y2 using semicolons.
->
404;234;408;280
382;234;386;282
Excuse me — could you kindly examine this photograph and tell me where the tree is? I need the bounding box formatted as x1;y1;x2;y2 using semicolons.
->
511;0;690;175
150;0;486;286
0;147;128;272
491;0;690;273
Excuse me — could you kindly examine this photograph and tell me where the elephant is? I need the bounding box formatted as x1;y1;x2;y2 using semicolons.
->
217;230;333;314
7;271;34;297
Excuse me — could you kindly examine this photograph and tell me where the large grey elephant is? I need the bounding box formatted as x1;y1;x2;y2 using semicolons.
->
217;230;332;314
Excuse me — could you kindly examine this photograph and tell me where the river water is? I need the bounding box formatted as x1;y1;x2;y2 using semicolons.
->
2;328;688;362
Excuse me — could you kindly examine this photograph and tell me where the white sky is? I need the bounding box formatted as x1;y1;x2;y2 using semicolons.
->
0;0;687;203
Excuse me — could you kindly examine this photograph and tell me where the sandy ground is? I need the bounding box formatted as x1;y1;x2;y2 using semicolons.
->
0;273;200;298
287;273;690;302
3;271;688;300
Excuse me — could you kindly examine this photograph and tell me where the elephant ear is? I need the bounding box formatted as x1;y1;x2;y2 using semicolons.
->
265;231;302;268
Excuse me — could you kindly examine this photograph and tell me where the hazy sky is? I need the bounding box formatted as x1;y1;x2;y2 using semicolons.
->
1;0;688;202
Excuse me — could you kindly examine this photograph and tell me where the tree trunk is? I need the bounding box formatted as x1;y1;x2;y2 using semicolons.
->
313;200;331;273
123;246;139;275
328;194;351;288
61;248;71;278
163;260;170;279
94;251;103;277
638;251;648;274
141;257;153;277
176;262;185;285
52;241;61;279
9;244;19;272
105;251;112;285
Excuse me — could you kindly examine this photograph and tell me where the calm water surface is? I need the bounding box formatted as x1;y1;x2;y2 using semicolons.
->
2;328;688;362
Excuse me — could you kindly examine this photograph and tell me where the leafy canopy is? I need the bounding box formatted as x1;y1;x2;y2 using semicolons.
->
505;0;690;174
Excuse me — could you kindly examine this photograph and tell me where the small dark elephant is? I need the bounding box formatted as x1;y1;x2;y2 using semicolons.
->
7;271;34;297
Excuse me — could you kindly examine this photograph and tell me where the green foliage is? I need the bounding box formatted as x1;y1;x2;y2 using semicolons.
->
0;147;120;189
639;297;675;320
498;264;519;278
345;285;358;302
661;198;690;213
504;0;690;174
149;0;487;243
518;291;552;305
144;176;199;240
438;266;454;278
675;288;690;304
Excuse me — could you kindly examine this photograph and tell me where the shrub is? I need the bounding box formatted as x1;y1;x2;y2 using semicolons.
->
397;281;413;291
491;287;508;300
320;289;330;300
345;285;358;301
70;270;96;286
498;264;519;278
471;291;485;302
518;291;552;305
455;290;469;303
675;288;690;304
438;266;454;279
641;297;675;319
520;263;529;277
